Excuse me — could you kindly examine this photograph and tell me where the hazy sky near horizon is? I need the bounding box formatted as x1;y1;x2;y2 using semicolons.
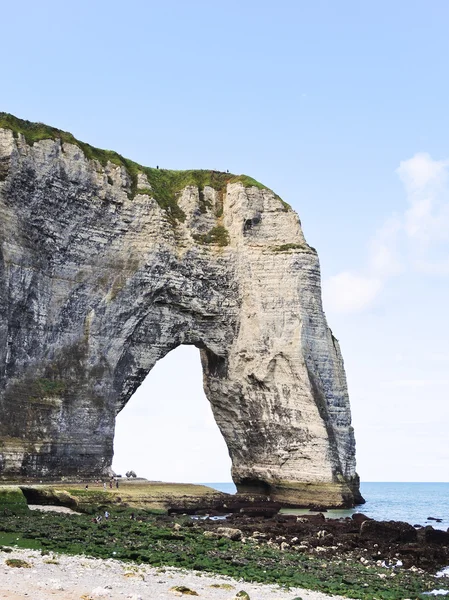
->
2;0;449;482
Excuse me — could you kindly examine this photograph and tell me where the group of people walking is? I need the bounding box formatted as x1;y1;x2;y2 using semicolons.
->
93;510;110;524
102;479;119;490
85;478;120;491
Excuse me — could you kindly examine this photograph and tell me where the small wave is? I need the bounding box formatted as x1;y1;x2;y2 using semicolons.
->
436;566;449;578
191;514;230;521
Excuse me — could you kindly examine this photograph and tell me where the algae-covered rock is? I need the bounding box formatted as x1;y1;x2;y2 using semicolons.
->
216;527;242;541
0;486;29;514
203;531;219;539
169;586;199;596
210;583;235;590
360;519;417;543
5;558;31;568
19;486;78;509
53;490;79;509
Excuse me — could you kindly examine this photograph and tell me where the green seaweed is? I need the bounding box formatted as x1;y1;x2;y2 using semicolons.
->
0;487;29;515
5;558;32;567
0;510;437;599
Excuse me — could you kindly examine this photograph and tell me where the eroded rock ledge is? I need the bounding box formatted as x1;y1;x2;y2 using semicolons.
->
0;113;363;507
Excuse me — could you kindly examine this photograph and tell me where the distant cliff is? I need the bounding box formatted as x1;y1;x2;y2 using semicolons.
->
0;113;363;507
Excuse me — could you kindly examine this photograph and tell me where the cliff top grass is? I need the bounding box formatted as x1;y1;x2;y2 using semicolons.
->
0;112;291;219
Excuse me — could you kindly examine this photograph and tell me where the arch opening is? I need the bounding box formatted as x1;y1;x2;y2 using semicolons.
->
112;345;232;484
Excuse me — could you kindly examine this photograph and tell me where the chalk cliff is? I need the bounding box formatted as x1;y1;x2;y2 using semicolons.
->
0;114;363;507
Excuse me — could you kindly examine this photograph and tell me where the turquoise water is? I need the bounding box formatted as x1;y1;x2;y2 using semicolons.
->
202;482;449;530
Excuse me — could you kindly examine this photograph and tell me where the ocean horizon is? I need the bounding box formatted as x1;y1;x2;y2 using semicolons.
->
200;481;449;530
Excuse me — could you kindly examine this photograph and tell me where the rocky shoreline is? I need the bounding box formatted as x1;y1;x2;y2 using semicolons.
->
1;509;448;598
1;483;448;598
196;511;449;574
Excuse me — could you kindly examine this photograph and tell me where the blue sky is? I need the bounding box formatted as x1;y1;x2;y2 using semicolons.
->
2;0;449;482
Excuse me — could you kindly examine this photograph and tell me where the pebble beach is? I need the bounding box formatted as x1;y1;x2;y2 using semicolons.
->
0;547;345;600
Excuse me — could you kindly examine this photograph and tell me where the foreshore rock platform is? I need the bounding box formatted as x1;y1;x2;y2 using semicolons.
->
1;485;449;598
0;480;349;514
1;481;448;574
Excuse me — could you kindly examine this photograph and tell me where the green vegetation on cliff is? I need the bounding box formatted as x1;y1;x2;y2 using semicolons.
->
0;112;291;221
193;226;230;246
33;378;66;397
271;243;306;252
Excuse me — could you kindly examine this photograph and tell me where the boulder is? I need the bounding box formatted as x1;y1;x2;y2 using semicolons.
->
352;512;372;527
360;520;417;543
424;527;449;546
239;505;280;518
216;527;243;541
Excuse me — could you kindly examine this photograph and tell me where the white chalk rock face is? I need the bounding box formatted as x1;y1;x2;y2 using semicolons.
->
0;114;362;507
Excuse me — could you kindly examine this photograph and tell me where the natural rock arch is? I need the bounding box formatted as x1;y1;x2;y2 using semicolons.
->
112;345;232;481
0;115;362;507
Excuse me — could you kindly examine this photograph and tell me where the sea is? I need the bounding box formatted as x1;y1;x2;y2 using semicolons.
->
202;482;449;531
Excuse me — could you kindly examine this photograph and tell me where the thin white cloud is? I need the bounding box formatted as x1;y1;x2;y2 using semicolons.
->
399;153;449;246
396;152;448;194
324;272;382;313
380;379;449;387
368;216;403;278
429;352;449;362
324;152;449;314
414;257;449;276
